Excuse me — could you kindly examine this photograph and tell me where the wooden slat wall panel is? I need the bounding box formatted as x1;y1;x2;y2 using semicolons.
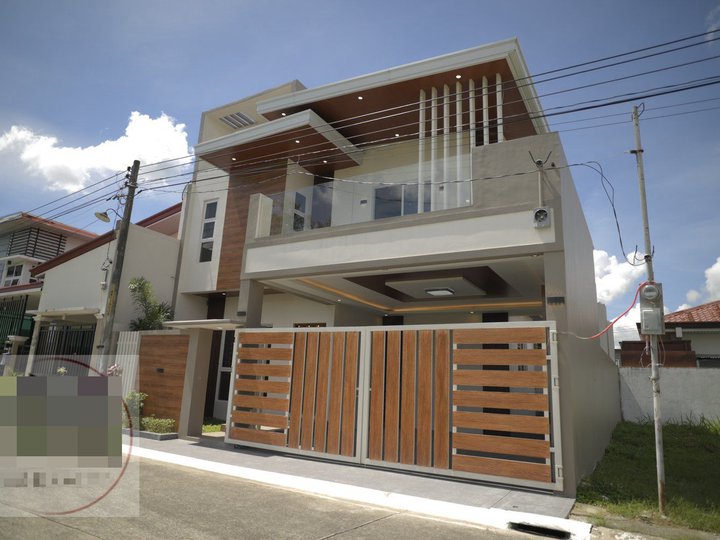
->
453;455;551;483
453;390;548;411
450;326;554;485
234;395;289;412
368;332;385;460
453;348;546;365
230;333;295;450
300;333;319;450
313;333;332;452
236;364;291;378
287;333;306;449
326;333;345;455
434;330;450;469
139;335;190;427
235;379;290;394
230;427;286;447
232;411;288;429
416;330;433;467
383;331;401;463
340;332;359;457
400;331;417;465
237;347;293;361
453;433;550;459
454;327;546;345
454;370;548;388
239;332;294;345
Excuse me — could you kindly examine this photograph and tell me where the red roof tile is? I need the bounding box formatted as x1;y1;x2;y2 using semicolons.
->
665;300;720;324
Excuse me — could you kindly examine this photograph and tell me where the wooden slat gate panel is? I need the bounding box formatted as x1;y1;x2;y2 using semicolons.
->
229;330;362;458
228;323;562;491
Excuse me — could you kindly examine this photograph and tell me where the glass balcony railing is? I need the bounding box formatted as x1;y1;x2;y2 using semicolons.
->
269;145;473;236
266;176;474;236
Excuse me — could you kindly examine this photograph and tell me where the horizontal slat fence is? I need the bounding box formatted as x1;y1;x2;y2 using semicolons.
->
451;327;553;483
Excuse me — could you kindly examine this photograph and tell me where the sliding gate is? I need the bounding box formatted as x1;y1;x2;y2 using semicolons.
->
225;323;562;491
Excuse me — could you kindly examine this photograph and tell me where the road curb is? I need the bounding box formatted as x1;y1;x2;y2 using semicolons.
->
124;444;592;539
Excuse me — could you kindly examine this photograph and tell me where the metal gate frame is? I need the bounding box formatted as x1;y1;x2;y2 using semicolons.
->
225;322;563;492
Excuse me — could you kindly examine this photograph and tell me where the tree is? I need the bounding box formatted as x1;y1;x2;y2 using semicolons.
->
127;277;173;331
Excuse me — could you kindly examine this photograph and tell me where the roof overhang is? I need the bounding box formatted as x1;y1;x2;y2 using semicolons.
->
195;109;363;174
257;37;548;137
27;307;100;319
163;318;243;330
0;283;42;298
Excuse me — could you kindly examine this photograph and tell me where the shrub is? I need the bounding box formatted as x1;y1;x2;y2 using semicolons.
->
141;416;176;434
123;391;148;428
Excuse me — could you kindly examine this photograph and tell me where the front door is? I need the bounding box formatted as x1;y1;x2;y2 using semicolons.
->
213;330;235;420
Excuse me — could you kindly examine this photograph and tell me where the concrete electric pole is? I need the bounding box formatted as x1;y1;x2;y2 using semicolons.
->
98;160;140;374
631;105;666;515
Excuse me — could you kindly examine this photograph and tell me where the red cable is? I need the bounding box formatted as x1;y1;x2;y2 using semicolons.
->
574;280;650;340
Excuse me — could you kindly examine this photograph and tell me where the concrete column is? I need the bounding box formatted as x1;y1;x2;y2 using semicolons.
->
178;329;213;437
24;315;43;375
237;279;264;328
2;336;28;376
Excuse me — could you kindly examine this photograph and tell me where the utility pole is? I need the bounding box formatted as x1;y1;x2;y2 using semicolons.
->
631;105;666;515
98;160;140;374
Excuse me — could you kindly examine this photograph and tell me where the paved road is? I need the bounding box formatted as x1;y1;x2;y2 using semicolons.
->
1;459;522;539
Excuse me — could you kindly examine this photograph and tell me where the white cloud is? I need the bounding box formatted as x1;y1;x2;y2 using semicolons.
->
705;257;720;300
613;303;642;346
0;112;191;192
593;249;646;304
677;257;720;310
708;4;720;41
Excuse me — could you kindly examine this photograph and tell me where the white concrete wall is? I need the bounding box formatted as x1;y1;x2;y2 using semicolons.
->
39;225;179;334
175;159;228;296
261;293;335;327
245;210;555;277
682;331;720;356
118;226;179;332
621;367;720;422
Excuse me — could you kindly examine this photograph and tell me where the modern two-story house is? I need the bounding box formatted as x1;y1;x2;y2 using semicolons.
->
142;38;621;496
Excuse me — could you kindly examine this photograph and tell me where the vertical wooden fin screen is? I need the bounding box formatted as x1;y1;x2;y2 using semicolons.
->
368;329;450;469
231;331;361;457
451;327;553;483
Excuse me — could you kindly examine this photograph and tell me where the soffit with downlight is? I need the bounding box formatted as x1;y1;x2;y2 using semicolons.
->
263;256;546;315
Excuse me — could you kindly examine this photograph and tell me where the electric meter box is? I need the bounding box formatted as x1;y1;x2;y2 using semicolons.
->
639;282;665;335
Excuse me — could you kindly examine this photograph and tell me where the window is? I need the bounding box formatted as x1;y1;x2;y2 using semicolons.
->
3;264;22;287
373;183;431;220
199;201;218;263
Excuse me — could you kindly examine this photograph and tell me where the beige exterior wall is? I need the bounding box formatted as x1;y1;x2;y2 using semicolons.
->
260;293;335;327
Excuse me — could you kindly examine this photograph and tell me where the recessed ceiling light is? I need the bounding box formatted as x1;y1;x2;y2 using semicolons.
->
425;287;455;297
323;160;328;163
281;112;287;117
337;299;342;302
395;133;400;137
295;139;300;144
469;311;475;314
357;96;363;100
455;74;462;79
231;157;237;161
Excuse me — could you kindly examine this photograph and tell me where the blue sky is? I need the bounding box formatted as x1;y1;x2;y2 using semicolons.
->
1;1;719;341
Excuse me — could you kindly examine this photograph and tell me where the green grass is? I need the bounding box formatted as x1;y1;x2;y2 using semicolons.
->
202;417;225;433
577;419;720;533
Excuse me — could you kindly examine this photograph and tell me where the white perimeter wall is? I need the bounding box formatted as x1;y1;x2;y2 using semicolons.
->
620;367;720;422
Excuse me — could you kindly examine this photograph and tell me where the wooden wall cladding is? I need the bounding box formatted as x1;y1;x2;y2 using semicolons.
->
138;334;190;427
216;168;287;291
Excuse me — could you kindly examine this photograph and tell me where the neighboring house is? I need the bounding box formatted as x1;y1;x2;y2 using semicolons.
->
22;204;181;374
0;212;96;351
154;38;619;496
619;300;720;423
620;300;720;368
